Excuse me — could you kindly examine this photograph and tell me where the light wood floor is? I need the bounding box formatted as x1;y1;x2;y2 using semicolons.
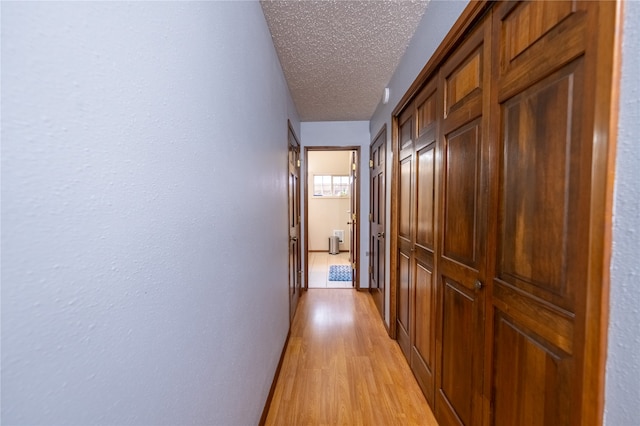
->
308;251;352;289
265;289;438;425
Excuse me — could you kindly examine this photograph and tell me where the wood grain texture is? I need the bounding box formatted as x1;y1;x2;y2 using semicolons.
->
502;0;574;62
435;19;490;426
387;1;620;424
370;125;387;319
264;290;438;426
445;49;482;117
411;77;440;406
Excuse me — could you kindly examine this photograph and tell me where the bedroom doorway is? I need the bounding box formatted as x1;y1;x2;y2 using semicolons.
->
304;147;360;289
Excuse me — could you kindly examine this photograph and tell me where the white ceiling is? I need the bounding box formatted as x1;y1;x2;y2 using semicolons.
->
260;0;429;122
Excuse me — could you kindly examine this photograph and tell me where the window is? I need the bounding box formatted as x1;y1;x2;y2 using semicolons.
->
313;175;350;197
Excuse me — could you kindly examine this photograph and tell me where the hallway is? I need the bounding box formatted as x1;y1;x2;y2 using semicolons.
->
2;1;638;424
265;290;437;425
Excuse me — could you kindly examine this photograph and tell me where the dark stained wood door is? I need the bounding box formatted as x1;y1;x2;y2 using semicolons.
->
435;18;490;426
396;107;414;361
485;2;614;424
288;124;301;321
410;78;439;407
349;151;359;288
389;2;619;424
369;127;386;318
395;78;440;407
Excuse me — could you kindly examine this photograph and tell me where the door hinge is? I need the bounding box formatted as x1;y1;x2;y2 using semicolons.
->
352;262;356;269
352;213;356;221
369;213;372;221
369;159;374;168
352;163;357;171
297;159;301;167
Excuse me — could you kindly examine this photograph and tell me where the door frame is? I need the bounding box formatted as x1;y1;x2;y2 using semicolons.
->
303;146;361;290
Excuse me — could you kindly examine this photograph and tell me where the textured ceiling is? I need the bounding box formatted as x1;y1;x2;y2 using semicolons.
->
260;0;429;121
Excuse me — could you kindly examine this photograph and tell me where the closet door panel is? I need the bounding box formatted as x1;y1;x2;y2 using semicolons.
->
497;1;587;102
489;1;597;424
502;0;575;63
445;46;483;118
416;145;436;251
442;121;481;267
400;158;412;240
438;278;477;426
398;251;411;358
411;80;439;405
498;59;585;309
397;159;412;359
397;111;414;361
491;59;586;426
412;260;436;404
436;18;489;426
414;263;435;368
492;313;571;426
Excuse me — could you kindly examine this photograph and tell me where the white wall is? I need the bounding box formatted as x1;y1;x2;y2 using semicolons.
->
307;151;352;251
301;122;370;288
1;2;298;425
369;0;468;325
604;1;640;424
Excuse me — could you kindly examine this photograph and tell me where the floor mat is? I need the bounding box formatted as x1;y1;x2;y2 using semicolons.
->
328;265;352;281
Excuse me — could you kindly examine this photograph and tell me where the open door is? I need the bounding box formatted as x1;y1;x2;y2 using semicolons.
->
349;151;358;288
288;122;301;321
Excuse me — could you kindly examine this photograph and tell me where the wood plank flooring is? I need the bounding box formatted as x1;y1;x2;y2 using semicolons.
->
265;289;438;425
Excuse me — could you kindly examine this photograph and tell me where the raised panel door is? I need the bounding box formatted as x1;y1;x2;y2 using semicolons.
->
370;127;386;318
396;110;414;360
435;18;489;426
487;1;600;424
410;80;439;406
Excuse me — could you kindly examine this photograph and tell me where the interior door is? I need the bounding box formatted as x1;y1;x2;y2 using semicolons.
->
434;19;489;426
349;151;358;288
396;108;414;360
369;127;386;318
410;78;439;406
488;2;595;424
288;124;301;321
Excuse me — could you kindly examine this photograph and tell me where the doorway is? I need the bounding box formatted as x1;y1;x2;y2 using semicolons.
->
304;147;360;290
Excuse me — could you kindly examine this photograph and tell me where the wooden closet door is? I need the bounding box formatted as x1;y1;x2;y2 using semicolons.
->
396;108;414;360
435;18;490;426
370;128;386;318
487;2;603;424
410;79;439;406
